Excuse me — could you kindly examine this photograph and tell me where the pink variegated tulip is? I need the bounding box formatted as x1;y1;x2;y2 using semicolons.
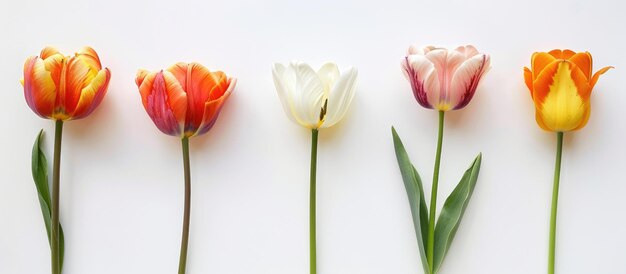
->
402;45;490;111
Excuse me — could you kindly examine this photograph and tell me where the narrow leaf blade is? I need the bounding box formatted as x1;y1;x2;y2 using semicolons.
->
433;153;482;273
392;127;430;273
31;130;65;270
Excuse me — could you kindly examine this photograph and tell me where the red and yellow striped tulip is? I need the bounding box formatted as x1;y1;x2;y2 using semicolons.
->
524;49;613;132
135;62;236;138
21;46;111;120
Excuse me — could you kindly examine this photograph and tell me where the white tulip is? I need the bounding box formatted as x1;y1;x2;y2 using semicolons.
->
272;61;358;129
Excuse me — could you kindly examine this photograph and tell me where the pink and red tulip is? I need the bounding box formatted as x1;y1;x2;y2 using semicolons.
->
135;62;236;138
22;46;111;120
402;45;490;111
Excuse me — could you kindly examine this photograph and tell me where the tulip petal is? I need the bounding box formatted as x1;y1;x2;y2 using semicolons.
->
61;56;97;115
196;78;236;136
454;45;479;59
40;46;60;59
136;69;150;87
524;67;534;95
402;55;438;108
23;57;56;118
549;49;576;59
139;71;187;136
272;63;301;125
425;49;465;110
75;46;102;71
589;66;613;89
293;62;325;128
449;54;490;110
538;62;586;131
532;60;561;104
531;52;556;79
323;67;357;128
71;68;111;119
317;62;339;94
568;52;592;79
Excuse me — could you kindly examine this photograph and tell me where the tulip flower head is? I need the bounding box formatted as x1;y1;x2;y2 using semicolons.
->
21;46;111;120
272;61;358;129
136;62;236;138
524;49;612;132
402;45;490;111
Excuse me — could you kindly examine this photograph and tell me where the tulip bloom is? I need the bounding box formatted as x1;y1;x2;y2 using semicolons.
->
22;46;111;120
397;44;489;274
523;49;612;132
21;46;110;274
402;45;490;111
136;62;236;138
272;61;358;129
135;62;235;274
272;61;357;274
523;49;611;274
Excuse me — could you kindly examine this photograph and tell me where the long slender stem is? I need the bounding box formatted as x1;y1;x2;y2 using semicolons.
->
178;137;191;274
548;132;563;274
427;111;445;272
309;129;319;274
50;120;63;274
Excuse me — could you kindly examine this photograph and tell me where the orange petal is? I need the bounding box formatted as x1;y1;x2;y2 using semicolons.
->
71;68;111;119
62;56;97;114
23;56;56;118
568;52;592;79
568;61;592;100
589;66;613;89
531;52;556;78
532;60;560;104
195;78;235;136
75;47;102;71
523;67;534;95
549;49;575;59
40;46;60;59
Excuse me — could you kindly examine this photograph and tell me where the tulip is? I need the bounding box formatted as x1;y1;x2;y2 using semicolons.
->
272;61;357;274
402;45;490;111
523;49;612;274
136;62;236;138
21;46;111;274
523;49;612;132
135;62;235;274
397;44;489;274
22;46;111;120
272;61;358;129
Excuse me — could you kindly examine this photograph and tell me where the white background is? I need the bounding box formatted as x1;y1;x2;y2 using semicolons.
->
0;0;624;273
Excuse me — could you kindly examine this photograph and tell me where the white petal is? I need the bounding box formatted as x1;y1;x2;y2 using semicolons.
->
403;55;440;108
322;66;358;128
449;54;490;109
317;62;339;95
292;62;325;128
272;62;302;125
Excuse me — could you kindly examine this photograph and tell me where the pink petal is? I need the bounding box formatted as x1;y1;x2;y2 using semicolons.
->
449;54;490;110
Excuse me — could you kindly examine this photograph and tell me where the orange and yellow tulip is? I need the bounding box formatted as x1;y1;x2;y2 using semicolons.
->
22;46;111;120
135;62;236;138
523;49;612;132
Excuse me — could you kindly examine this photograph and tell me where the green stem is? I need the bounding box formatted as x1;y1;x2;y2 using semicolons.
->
51;120;63;274
548;132;563;274
310;129;319;274
427;111;445;273
178;137;191;274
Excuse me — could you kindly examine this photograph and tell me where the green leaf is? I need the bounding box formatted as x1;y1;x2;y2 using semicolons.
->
31;130;65;270
392;127;430;273
432;153;482;273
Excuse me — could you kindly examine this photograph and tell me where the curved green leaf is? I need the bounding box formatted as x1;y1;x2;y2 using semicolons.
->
392;127;430;273
433;153;482;273
32;130;65;270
